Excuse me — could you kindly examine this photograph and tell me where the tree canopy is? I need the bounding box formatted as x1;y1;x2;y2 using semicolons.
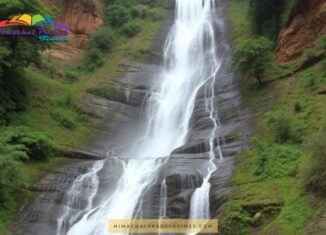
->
232;37;272;84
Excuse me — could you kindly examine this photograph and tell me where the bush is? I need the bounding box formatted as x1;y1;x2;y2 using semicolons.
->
50;109;77;130
0;71;27;126
105;5;131;27
252;142;301;179
64;70;78;83
84;27;115;71
232;37;272;84
0;127;55;161
305;129;326;196
121;21;141;37
294;100;303;113
88;27;115;52
250;0;285;40
265;111;301;143
87;86;121;101
300;70;317;90
0;155;25;207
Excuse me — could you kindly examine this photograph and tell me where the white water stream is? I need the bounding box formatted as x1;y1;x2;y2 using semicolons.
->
59;1;223;234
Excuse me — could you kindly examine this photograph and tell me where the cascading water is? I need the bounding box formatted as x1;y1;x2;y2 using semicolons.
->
61;0;222;234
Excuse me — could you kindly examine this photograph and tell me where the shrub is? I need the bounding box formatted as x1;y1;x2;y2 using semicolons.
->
130;7;149;19
64;70;78;83
0;71;27;126
85;48;106;69
265;111;301;143
294;100;303;113
0;127;55;161
137;0;159;7
121;21;141;37
84;27;115;70
0;155;25;206
316;35;326;52
305;129;326;196
232;37;272;84
87;86;121;101
88;27;115;53
250;0;285;40
252;142;301;179
300;70;317;90
105;5;131;27
50;109;77;130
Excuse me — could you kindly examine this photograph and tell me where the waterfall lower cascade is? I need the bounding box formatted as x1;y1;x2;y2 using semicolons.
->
63;0;223;234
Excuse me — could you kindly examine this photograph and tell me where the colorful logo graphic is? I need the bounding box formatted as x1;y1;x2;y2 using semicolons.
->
0;14;70;42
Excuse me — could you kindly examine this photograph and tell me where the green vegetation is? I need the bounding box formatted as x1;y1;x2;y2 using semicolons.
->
221;0;326;234
305;129;326;196
232;37;273;84
249;0;300;41
0;0;169;233
84;27;116;70
80;0;167;72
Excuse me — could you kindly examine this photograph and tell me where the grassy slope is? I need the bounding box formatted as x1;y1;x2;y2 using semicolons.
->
220;0;326;234
0;3;169;234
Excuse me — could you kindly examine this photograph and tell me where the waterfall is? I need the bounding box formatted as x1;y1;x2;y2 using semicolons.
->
57;161;105;235
63;1;222;234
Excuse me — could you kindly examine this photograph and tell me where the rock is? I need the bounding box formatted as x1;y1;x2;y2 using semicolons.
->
318;90;326;95
42;0;103;61
253;212;262;221
277;0;326;63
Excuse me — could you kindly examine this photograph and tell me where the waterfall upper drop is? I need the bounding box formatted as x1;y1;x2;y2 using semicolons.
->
65;0;222;234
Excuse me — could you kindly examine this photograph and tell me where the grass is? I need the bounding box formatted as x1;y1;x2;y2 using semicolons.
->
220;0;326;234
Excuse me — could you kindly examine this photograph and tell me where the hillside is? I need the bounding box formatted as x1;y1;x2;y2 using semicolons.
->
220;0;326;234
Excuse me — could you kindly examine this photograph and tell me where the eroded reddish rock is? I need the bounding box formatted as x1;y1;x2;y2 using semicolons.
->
42;0;103;61
277;0;326;63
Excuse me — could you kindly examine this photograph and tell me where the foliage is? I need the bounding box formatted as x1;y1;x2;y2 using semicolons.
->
305;129;326;196
265;111;301;143
250;0;285;40
281;0;299;26
232;37;272;84
64;70;79;83
251;141;301;179
0;71;27;126
83;27;115;71
50;108;77;130
88;27;115;52
299;67;326;90
0;154;25;215
0;127;56;161
121;21;141;37
87;86;121;101
0;0;46;125
104;5;131;27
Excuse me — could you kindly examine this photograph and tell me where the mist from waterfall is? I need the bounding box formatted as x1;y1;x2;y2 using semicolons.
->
62;0;222;234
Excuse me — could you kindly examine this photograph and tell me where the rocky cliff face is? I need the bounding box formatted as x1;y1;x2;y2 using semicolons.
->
277;0;326;63
42;0;102;61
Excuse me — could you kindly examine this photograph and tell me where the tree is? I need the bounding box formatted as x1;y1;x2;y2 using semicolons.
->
232;37;272;84
104;5;130;27
0;0;46;125
250;0;285;40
